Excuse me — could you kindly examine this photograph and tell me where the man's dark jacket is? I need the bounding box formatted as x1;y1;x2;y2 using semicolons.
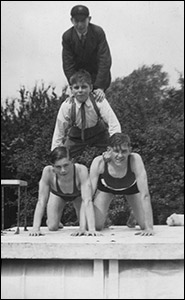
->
62;23;112;91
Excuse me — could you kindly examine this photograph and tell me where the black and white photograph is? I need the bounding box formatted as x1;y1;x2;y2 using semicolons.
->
1;1;184;299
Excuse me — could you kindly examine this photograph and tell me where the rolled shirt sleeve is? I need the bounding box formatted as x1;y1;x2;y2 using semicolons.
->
51;97;121;151
51;102;71;151
97;98;121;136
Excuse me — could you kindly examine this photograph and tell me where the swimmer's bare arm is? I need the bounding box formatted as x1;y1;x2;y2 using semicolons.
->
77;165;95;235
29;167;50;236
78;164;100;236
132;154;154;236
89;156;104;195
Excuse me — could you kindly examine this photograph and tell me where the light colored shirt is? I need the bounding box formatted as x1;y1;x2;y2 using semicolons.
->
51;96;121;151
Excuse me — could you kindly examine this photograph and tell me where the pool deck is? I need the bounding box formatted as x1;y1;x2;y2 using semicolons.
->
1;225;184;260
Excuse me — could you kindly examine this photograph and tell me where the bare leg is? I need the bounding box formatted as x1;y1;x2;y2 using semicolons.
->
46;193;65;231
93;190;113;231
125;194;147;230
73;197;82;222
126;208;137;228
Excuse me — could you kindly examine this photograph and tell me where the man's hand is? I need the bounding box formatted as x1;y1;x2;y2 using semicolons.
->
93;89;105;102
29;230;44;237
135;229;154;236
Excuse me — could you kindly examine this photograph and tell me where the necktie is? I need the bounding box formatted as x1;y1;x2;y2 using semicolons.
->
81;102;86;141
81;34;86;47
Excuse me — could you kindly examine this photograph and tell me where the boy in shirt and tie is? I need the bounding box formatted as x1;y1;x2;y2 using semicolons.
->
51;69;121;157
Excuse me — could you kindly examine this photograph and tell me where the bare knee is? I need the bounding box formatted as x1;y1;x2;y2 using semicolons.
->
46;218;59;231
139;224;145;230
95;220;105;231
96;225;104;231
47;223;59;231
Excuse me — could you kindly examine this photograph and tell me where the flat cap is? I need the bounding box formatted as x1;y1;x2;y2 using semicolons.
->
71;5;89;20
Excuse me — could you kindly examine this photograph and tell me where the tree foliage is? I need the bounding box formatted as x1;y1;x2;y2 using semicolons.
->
1;65;184;228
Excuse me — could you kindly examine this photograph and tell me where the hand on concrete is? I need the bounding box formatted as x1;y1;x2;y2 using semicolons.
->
29;230;45;236
71;229;86;236
135;229;154;236
84;230;103;236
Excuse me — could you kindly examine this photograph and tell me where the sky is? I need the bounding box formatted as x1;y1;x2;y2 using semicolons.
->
1;1;184;101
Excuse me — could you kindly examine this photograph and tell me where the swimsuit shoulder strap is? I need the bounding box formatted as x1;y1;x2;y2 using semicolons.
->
127;155;132;172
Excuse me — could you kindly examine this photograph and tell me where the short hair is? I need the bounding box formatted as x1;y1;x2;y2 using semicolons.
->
49;146;72;164
69;69;92;86
109;133;131;149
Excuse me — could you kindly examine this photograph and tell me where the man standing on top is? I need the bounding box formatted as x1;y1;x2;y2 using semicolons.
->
62;4;112;101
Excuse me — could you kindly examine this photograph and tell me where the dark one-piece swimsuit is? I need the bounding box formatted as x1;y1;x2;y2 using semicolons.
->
50;165;81;201
97;155;140;195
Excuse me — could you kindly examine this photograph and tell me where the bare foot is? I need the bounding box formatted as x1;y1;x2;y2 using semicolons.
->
59;222;64;229
126;212;137;228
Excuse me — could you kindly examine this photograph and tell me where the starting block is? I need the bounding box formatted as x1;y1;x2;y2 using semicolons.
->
1;179;28;234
